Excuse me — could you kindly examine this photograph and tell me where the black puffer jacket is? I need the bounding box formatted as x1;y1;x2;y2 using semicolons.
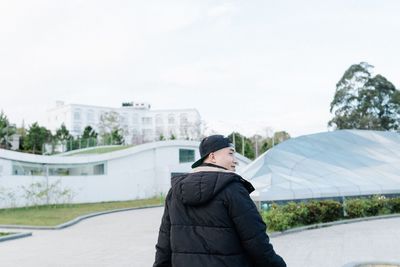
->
153;166;286;267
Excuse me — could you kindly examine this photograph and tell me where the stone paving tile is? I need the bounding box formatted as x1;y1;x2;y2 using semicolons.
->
1;207;400;267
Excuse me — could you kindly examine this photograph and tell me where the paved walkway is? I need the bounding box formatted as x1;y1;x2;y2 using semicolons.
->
1;207;400;267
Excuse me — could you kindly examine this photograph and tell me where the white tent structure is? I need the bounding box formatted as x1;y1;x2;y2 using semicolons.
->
240;130;400;202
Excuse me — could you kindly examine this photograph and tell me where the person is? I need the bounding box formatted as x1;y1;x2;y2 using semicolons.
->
153;135;286;267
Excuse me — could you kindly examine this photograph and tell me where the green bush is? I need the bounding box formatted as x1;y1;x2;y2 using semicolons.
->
263;200;343;231
262;196;400;232
317;200;343;223
345;196;392;218
263;204;296;232
388;197;400;213
282;202;309;225
366;196;390;216
303;201;323;224
344;198;369;218
294;200;343;224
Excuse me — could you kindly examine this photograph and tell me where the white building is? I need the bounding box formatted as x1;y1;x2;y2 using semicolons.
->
46;101;202;144
0;140;251;208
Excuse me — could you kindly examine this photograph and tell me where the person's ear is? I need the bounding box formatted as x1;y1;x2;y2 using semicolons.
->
209;152;216;163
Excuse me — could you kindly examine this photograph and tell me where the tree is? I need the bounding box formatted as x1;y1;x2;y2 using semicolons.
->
228;130;291;159
23;122;52;154
179;120;202;140
244;141;255;159
98;111;126;144
227;132;255;159
54;123;74;152
82;125;98;139
110;129;124;145
101;129;124;145
273;131;291;144
17;120;27;151
228;132;244;154
80;125;98;147
329;62;400;130
98;111;122;134
259;131;291;154
55;123;72;141
260;140;271;154
0;111;16;149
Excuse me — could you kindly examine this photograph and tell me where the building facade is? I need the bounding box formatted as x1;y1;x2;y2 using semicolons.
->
46;101;202;144
0;140;251;208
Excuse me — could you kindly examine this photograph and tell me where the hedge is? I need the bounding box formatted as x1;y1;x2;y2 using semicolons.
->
262;196;400;232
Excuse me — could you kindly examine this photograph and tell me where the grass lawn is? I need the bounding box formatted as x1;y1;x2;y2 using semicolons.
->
0;197;163;226
66;145;132;156
0;232;12;237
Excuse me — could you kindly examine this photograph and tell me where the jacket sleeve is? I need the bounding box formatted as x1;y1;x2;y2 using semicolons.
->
226;182;286;267
153;192;172;267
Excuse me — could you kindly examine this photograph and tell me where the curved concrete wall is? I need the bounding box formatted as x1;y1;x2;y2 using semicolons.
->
0;140;251;208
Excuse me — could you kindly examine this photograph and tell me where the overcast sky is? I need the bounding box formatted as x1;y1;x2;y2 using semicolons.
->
1;0;399;137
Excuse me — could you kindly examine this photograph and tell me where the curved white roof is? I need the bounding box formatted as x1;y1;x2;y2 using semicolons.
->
240;130;400;201
0;140;251;166
0;140;199;164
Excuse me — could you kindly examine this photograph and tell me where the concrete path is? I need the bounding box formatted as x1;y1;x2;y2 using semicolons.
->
1;207;399;267
273;217;400;267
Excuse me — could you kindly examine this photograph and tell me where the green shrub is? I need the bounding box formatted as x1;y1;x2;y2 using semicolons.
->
366;196;390;216
388;197;400;213
318;200;343;222
300;200;343;224
345;196;392;218
262;196;400;232
282;202;308;225
303;201;323;224
344;198;369;218
263;204;296;232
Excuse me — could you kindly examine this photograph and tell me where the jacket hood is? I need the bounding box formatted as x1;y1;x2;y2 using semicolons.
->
171;166;252;206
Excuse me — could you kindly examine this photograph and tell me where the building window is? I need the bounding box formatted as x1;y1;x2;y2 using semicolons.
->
168;114;175;124
155;127;164;138
12;162;45;176
142;117;153;125
121;113;128;124
48;164;105;176
132;114;139;124
131;129;138;136
168;127;176;138
155;114;163;125
12;161;106;176
179;149;195;163
87;110;95;122
180;113;188;125
73;109;81;121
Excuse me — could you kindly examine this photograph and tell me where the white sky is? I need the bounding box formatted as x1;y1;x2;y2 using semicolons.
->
0;0;399;137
